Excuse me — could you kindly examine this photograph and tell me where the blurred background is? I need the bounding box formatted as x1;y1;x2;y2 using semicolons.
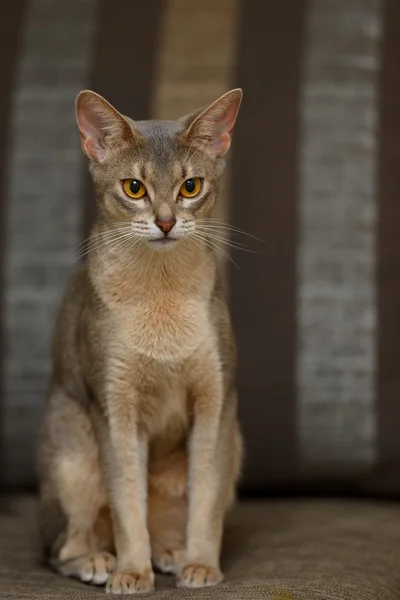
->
1;0;400;498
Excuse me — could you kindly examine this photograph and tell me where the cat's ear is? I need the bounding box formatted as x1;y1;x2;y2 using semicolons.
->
184;89;242;157
76;90;134;162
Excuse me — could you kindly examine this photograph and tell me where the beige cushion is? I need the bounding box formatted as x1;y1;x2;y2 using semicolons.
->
1;496;399;599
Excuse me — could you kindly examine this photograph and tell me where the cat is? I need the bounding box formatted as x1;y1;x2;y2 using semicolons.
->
37;87;243;594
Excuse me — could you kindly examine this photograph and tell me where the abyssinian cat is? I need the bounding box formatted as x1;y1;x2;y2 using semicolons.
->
37;88;243;594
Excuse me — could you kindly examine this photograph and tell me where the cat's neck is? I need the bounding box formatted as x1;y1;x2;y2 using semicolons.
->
87;221;216;304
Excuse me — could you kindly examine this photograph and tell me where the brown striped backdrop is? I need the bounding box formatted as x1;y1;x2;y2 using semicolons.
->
1;0;400;495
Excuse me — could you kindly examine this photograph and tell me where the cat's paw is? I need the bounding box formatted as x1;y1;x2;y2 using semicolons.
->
105;569;155;594
152;547;185;575
55;551;116;585
177;564;223;588
153;549;176;574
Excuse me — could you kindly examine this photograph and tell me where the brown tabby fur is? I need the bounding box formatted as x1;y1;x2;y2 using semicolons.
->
37;88;243;594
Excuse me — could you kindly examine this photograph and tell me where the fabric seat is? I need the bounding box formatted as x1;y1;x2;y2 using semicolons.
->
1;496;400;600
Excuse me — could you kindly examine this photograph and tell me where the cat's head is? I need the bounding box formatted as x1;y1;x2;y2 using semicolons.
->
76;89;242;250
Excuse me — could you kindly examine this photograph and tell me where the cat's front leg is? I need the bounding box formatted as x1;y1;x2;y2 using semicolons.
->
94;395;154;595
178;365;228;588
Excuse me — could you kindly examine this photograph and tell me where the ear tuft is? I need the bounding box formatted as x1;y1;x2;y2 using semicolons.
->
185;89;242;157
75;90;133;162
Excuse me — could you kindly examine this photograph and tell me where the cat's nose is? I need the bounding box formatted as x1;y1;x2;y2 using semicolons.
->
155;216;176;234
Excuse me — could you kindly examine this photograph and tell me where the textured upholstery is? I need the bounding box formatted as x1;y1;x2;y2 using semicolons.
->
1;497;400;599
1;0;400;495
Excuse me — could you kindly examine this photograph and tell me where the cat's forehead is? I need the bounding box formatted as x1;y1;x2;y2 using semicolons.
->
118;117;211;179
132;118;184;139
125;118;189;173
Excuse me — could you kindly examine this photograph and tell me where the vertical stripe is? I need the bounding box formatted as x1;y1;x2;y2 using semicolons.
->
0;0;27;486
152;0;239;288
83;0;164;235
230;0;305;489
298;1;381;474
4;0;97;485
377;0;400;479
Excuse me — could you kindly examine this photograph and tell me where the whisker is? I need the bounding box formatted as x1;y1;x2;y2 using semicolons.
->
197;217;264;234
103;231;143;255
194;226;260;254
191;232;240;271
72;225;133;253
197;237;240;272
187;234;210;260
203;238;257;254
74;232;133;258
195;219;266;244
111;233;143;258
184;136;198;163
186;138;210;165
194;227;252;250
73;231;136;262
90;233;144;270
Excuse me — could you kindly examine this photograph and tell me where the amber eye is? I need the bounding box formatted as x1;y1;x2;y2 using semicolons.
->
179;178;202;198
122;179;147;199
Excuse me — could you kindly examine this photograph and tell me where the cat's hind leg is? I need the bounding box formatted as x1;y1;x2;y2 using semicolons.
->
149;492;187;576
53;505;115;586
148;451;188;576
38;386;115;586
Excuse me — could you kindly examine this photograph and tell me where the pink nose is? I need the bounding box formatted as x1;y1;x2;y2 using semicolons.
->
155;217;176;234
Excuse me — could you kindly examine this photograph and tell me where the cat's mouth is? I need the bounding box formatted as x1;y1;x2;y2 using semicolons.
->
149;237;178;247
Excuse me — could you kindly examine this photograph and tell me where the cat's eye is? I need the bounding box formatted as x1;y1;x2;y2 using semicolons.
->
122;179;147;199
179;178;202;198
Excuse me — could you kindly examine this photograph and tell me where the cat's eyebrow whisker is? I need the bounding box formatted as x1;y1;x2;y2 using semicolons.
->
184;133;210;165
183;136;198;164
186;138;210;165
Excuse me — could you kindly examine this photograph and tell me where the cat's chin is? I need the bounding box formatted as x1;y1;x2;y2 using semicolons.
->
148;238;178;252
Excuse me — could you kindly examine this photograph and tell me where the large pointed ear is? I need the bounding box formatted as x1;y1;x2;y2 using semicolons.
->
76;90;135;162
184;89;242;157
